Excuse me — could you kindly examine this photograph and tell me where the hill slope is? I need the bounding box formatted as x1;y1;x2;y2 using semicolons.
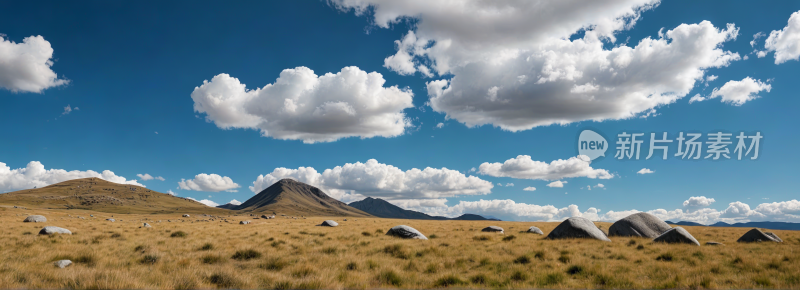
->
0;177;228;214
349;197;500;221
669;220;800;230
236;179;371;217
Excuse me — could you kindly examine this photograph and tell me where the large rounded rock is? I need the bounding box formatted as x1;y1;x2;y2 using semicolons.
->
608;212;671;238
526;226;544;235
653;227;699;246
386;225;428;240
23;215;47;223
318;220;338;227
737;228;782;243
546;217;610;241
765;232;783;242
54;260;72;268
39;226;72;235
481;226;504;234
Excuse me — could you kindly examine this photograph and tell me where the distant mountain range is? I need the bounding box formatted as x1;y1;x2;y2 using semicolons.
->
349;197;500;221
667;220;800;231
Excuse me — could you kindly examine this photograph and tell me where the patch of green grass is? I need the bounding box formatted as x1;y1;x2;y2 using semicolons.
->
231;249;261;261
534;250;546;260
74;254;96;267
540;272;564;286
361;231;371;237
377;270;402;286
753;276;773;287
198;243;214;251
470;274;490;285
434;275;467;287
200;255;223;264
321;246;337;254
473;235;491;241
170;231;187;238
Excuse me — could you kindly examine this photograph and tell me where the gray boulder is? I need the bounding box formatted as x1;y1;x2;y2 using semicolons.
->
653;227;700;246
23;215;47;223
318;220;338;227
608;212;671;238
526;226;544;235
106;218;115;222
182;214;190;217
737;228;782;243
39;226;72;235
142;223;152;228
546;217;610;241
240;220;251;225
386;225;428;240
481;226;504;234
54;260;72;268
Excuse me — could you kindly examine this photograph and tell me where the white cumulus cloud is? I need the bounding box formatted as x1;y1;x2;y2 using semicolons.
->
191;66;414;143
479;155;612;180
227;199;242;206
0;35;69;93
683;196;716;211
178;173;240;192
547;181;567;188
0;161;142;192
637;168;654;174
332;1;741;131
706;77;771;106
137;173;165;181
249;159;493;203
523;186;536;191
764;10;800;64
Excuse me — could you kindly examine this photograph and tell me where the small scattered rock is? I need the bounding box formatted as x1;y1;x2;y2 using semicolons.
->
23;215;47;223
142;223;152;228
526;226;544;235
182;214;190;218
106;218;115;222
240;220;251;225
386;225;428;240
54;260;72;268
39;226;72;235
318;220;338;227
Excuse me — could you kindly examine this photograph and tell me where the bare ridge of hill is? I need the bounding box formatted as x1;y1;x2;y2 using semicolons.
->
0;177;229;214
235;179;372;217
349;197;500;221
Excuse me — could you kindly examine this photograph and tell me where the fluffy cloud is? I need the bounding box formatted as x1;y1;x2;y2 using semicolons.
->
227;199;242;206
392;197;800;223
191;66;414;143
137;173;165;181
0;35;69;93
682;196;716;211
764;10;800;64
479;155;612;180
637;168;654;174
197;199;219;207
178;174;240;192
547;181;567;188
333;1;741;131
167;190;176;196
62;105;78;116
523;186;536;191
0;161;142;192
249;159;493;203
691;77;771;106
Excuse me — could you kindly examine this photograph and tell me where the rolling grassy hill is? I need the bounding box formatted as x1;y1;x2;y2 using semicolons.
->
235;178;372;217
0;177;229;214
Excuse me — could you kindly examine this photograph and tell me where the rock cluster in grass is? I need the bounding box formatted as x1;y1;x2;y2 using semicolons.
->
23;215;47;223
653;227;700;246
608;212;672;238
546;217;610;241
240;220;251;224
386;225;428;240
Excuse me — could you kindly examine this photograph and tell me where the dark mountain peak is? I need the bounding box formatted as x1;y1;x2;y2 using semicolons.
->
235;178;370;217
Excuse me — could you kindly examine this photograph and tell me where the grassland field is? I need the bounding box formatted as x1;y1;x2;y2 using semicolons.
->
1;206;798;289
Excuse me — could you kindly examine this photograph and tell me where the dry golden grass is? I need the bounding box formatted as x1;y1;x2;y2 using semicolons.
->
0;206;799;289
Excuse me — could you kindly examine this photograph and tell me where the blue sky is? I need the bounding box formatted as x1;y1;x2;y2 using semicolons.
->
1;0;799;223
